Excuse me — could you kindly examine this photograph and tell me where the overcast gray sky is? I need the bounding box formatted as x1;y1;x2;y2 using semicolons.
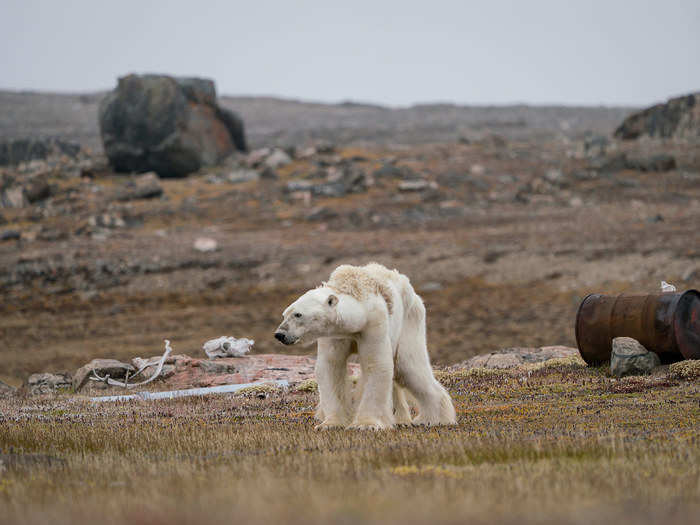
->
2;0;699;106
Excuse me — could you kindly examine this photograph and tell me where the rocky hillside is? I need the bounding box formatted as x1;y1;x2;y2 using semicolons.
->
0;90;636;151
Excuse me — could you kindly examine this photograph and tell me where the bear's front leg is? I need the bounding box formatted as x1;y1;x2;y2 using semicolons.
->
314;338;353;429
350;329;395;430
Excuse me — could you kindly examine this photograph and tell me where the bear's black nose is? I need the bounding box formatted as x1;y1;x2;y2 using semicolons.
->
274;332;286;343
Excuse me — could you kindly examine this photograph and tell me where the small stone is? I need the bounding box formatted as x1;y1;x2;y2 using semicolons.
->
0;229;21;241
314;141;335;154
306;206;338;222
264;149;292;169
24;179;51;203
194;237;218;252
470;164;486;176
610;337;661;377
1;186;27;208
259;166;278;180
296;146;317;159
544;169;564;184
116;172;163;201
246;148;271;167
226;169;260;183
26;372;72;395
73;358;136;391
88;213;126;229
398;179;436;192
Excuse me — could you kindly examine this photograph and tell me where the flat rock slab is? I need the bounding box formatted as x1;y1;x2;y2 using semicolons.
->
453;346;580;370
163;354;359;389
80;354;360;393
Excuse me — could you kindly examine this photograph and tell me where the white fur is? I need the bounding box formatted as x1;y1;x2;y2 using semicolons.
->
276;263;456;430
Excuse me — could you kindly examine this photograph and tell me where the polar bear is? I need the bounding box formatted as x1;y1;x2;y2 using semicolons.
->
274;263;456;430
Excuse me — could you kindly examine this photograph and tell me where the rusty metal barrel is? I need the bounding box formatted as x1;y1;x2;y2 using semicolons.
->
575;290;700;365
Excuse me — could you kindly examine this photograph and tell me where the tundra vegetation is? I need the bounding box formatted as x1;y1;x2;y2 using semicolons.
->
1;362;698;525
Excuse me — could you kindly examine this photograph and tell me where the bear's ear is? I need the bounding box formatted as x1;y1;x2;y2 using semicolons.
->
327;294;338;307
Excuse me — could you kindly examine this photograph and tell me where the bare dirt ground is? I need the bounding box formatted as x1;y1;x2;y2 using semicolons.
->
0;92;698;386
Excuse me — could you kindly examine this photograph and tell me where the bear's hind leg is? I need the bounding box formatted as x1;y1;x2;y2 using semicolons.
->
396;304;456;426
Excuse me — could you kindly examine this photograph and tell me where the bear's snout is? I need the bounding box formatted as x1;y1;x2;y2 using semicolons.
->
275;331;296;345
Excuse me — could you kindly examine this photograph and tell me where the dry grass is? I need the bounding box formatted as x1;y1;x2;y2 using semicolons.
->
1;365;698;525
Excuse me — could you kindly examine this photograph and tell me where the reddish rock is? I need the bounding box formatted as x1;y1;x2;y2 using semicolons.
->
160;354;359;389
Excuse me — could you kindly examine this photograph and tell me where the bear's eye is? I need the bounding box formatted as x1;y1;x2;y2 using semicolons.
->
293;312;302;318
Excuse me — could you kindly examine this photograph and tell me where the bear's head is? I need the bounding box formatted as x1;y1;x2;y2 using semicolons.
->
274;287;366;346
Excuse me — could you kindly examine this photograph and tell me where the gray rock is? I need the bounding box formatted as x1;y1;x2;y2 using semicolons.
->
615;92;700;140
631;154;676;172
73;358;136;391
583;134;609;158
26;372;72;395
88;213;126;229
216;107;247;152
264;149;292;169
398;179;437;192
226;169;260;183
24;179;51;203
544;169;565;184
0;229;21;241
372;163;415;179
115;172;163;201
286;167;367;198
306;206;339;222
99;74;246;177
0;186;27;208
610;337;661;377
593;153;676;173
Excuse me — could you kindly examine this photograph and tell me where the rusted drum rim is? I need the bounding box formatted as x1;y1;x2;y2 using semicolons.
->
672;290;700;359
574;293;595;354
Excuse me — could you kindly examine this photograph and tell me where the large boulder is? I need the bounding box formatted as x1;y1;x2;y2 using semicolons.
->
99;74;247;177
615;92;700;140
